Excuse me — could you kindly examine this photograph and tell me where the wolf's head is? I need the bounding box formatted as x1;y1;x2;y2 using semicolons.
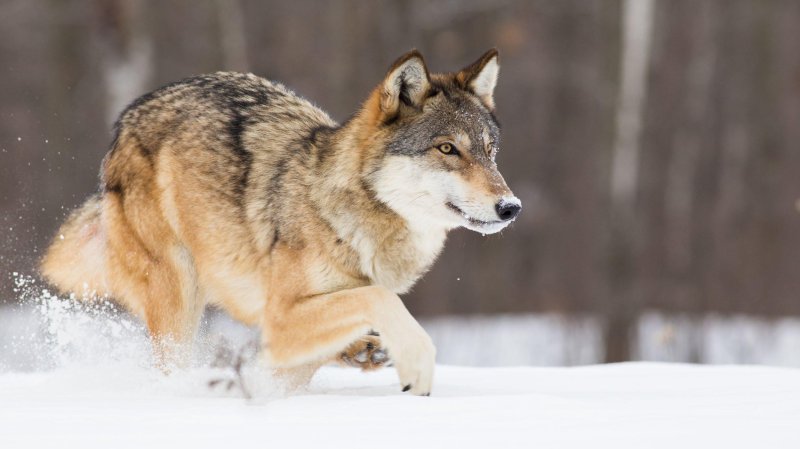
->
361;49;520;235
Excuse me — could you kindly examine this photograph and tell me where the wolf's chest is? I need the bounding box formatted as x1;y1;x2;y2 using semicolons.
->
356;225;447;294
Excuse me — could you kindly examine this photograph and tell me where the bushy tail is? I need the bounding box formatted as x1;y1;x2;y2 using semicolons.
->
40;194;108;298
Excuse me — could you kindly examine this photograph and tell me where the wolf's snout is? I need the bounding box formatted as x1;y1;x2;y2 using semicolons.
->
495;198;521;221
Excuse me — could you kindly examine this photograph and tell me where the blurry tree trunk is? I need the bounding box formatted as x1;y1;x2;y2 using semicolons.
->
606;0;654;362
326;0;358;112
45;0;83;200
668;3;718;362
215;0;249;72
96;0;153;126
664;1;717;300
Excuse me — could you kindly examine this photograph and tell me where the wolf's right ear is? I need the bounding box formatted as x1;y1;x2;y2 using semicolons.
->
456;48;499;110
379;50;431;122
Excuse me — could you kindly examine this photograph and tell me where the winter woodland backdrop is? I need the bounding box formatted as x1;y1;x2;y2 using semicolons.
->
1;0;799;365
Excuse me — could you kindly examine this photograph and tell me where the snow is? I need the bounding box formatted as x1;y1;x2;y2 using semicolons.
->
1;363;799;448
2;277;800;448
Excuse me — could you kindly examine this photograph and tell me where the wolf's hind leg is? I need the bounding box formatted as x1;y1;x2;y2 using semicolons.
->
139;247;205;368
272;361;324;390
104;195;204;368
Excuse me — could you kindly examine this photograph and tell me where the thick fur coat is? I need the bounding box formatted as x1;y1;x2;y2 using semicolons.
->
41;49;520;395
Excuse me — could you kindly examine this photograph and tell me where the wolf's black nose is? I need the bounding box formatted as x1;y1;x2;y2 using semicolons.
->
495;201;521;221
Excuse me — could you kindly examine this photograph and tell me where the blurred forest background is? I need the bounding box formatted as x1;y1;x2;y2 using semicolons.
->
1;0;799;364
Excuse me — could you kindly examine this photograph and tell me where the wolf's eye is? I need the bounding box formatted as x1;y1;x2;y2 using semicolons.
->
437;143;457;155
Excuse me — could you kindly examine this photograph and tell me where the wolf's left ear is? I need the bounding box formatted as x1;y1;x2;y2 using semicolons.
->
456;48;500;110
379;50;431;121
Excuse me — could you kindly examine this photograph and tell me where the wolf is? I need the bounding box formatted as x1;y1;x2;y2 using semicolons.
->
40;49;520;395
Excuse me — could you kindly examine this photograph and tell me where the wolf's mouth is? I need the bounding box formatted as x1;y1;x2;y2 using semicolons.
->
445;202;502;227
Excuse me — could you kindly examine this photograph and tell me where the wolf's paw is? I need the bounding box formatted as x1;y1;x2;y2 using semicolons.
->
338;332;390;371
386;328;436;396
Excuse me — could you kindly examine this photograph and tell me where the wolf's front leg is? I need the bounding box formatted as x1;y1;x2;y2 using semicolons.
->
263;285;436;395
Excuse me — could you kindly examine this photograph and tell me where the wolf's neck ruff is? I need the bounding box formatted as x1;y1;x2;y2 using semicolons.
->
41;49;518;396
308;113;451;294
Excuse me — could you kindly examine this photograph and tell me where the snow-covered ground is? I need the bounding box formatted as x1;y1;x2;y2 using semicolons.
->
2;363;799;448
2;275;800;448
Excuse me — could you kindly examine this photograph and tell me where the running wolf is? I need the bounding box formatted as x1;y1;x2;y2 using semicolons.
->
41;49;521;395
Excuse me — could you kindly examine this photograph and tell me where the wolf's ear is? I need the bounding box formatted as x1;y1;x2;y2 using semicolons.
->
456;48;499;110
379;50;431;121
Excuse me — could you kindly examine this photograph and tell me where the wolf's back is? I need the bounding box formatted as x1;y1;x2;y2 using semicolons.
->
40;71;336;301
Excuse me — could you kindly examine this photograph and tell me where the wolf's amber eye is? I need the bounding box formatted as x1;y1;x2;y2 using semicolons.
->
437;143;456;155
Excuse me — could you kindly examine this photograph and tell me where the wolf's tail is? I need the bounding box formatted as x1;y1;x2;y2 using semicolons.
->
40;194;108;298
